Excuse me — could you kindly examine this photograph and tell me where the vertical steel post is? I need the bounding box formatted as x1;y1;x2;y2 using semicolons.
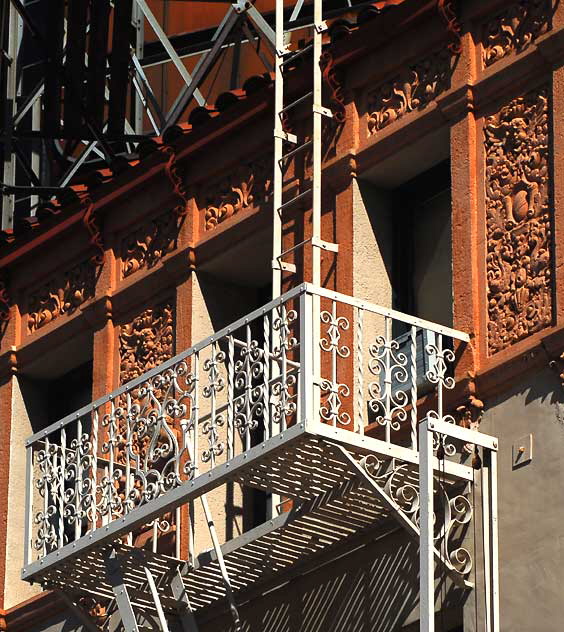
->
272;0;284;300
24;444;33;569
312;0;322;290
490;449;500;632
299;290;314;425
482;454;492;632
2;2;19;230
419;418;434;632
132;1;145;135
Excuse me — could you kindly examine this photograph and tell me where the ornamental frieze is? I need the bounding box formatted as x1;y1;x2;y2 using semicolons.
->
366;49;453;134
27;260;97;333
119;300;174;384
200;159;272;231
485;87;553;354
482;0;552;67
121;211;180;278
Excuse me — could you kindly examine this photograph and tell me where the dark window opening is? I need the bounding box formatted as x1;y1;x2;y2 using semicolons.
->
392;159;453;331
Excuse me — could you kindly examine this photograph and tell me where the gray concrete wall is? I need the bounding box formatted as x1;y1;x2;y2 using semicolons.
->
464;368;564;631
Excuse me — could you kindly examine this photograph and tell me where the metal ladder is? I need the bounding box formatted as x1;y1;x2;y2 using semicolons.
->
272;0;339;297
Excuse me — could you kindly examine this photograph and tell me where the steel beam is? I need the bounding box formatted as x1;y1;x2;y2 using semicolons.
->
164;5;241;128
1;1;18;230
134;0;206;108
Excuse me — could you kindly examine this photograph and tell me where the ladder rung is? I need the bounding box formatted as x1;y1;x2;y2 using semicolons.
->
277;188;312;213
280;91;313;113
279;140;312;163
280;42;313;66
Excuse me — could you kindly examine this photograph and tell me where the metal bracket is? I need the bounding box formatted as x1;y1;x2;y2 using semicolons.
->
313;104;333;118
311;237;339;252
274;129;298;144
272;259;297;273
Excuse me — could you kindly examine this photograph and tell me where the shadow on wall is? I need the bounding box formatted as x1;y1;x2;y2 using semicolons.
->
200;531;465;632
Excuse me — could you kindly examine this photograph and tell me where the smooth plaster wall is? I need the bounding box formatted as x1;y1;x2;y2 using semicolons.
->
5;376;42;608
352;178;392;310
190;272;263;554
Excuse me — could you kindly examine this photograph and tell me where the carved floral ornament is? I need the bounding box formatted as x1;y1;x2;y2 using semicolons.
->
367;49;453;134
121;211;180;278
119;300;174;385
482;0;552;68
27;260;97;333
485;87;553;354
200;159;272;231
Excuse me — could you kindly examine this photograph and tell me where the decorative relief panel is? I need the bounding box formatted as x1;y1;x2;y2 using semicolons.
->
483;0;552;67
121;211;180;278
367;50;453;134
200;158;271;231
119;300;174;384
28;260;96;333
485;87;552;354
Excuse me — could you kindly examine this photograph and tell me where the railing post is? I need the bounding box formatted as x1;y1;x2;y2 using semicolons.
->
24;444;33;569
299;289;314;426
419;418;434;632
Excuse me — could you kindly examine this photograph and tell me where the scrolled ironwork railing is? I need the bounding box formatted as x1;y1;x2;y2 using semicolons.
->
24;283;469;567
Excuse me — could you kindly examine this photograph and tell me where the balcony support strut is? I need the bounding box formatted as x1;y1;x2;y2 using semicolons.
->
105;548;140;632
171;567;200;632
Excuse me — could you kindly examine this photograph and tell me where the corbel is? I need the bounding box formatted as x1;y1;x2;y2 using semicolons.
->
81;194;105;265
159;145;190;219
0;269;10;323
320;49;346;124
437;0;462;55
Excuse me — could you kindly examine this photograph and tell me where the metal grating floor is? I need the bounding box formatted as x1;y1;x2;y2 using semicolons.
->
34;430;468;619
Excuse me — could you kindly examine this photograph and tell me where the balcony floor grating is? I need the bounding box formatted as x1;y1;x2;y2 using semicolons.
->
34;428;469;620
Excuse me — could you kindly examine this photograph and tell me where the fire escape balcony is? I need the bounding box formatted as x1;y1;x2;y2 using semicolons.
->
21;283;498;628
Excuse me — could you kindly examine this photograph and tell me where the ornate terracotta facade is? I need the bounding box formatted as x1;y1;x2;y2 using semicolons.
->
200;158;272;230
27;260;97;333
485;87;553;354
2;1;564;629
366;49;453;134
482;0;553;67
119;300;175;384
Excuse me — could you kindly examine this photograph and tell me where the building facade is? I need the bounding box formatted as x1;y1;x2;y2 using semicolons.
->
1;0;564;630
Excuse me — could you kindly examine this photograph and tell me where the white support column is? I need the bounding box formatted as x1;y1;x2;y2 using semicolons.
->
490;450;499;632
312;0;322;288
272;0;284;300
482;455;492;632
419;418;434;632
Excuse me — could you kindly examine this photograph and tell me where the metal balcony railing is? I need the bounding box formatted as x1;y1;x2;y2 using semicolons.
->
23;283;470;578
